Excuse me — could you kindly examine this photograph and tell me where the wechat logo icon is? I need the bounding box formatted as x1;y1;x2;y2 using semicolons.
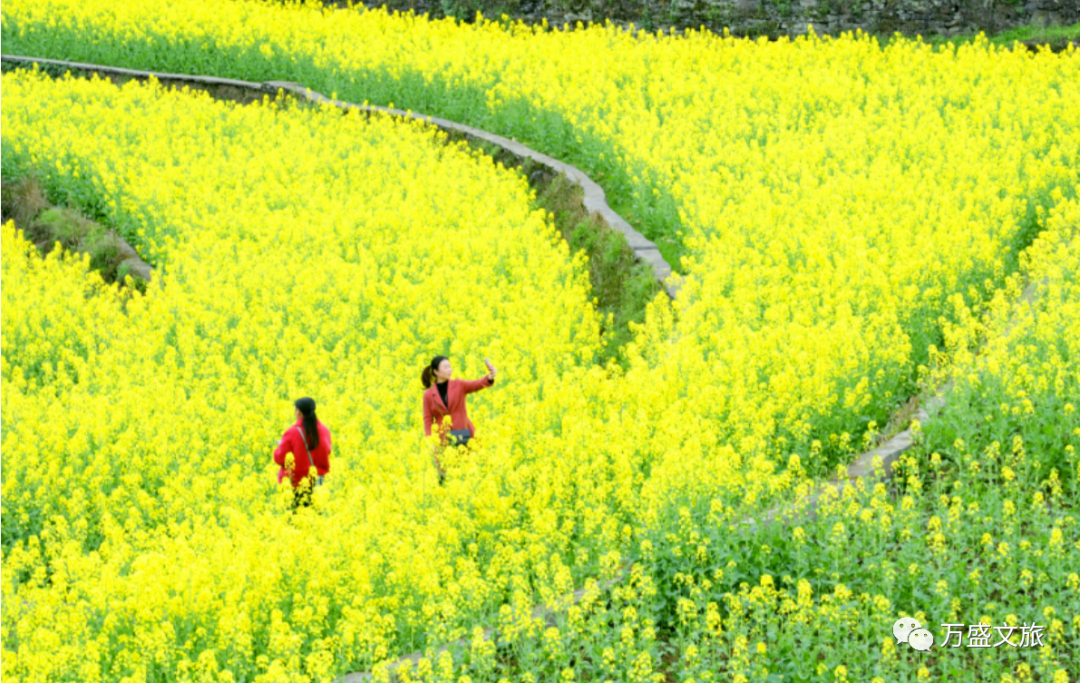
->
893;617;934;651
908;628;934;651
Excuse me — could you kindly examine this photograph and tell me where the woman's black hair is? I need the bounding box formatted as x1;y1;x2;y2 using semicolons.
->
295;397;320;450
422;355;449;389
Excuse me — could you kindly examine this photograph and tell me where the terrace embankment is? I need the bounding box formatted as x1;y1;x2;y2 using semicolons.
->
1;55;670;366
0;175;152;292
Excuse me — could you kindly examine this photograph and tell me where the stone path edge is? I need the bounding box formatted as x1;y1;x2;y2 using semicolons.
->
336;564;632;683
739;275;1043;531
1;54;682;300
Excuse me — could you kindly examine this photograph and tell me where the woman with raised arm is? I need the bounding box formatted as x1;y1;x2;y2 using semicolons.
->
421;356;496;484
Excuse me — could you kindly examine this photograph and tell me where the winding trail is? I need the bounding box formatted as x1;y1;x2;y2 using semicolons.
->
1;54;682;300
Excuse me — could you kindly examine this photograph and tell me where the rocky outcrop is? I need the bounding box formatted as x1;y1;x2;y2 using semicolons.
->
354;0;1079;39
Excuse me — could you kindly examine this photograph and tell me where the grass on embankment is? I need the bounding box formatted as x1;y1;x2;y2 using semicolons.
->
0;176;149;294
878;20;1080;51
538;175;662;367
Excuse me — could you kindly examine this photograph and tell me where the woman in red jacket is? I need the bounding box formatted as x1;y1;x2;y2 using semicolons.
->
274;397;332;509
422;355;496;484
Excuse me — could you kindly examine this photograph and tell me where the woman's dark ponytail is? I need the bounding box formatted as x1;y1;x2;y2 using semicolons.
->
295;397;320;450
422;355;449;389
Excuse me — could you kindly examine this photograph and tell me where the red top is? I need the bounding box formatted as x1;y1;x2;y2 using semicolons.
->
274;418;332;487
423;376;494;442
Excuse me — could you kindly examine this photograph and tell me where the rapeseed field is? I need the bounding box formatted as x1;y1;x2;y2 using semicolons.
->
2;2;1078;680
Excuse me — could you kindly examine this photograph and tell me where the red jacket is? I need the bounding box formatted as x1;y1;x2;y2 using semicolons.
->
424;376;494;442
274;419;332;487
